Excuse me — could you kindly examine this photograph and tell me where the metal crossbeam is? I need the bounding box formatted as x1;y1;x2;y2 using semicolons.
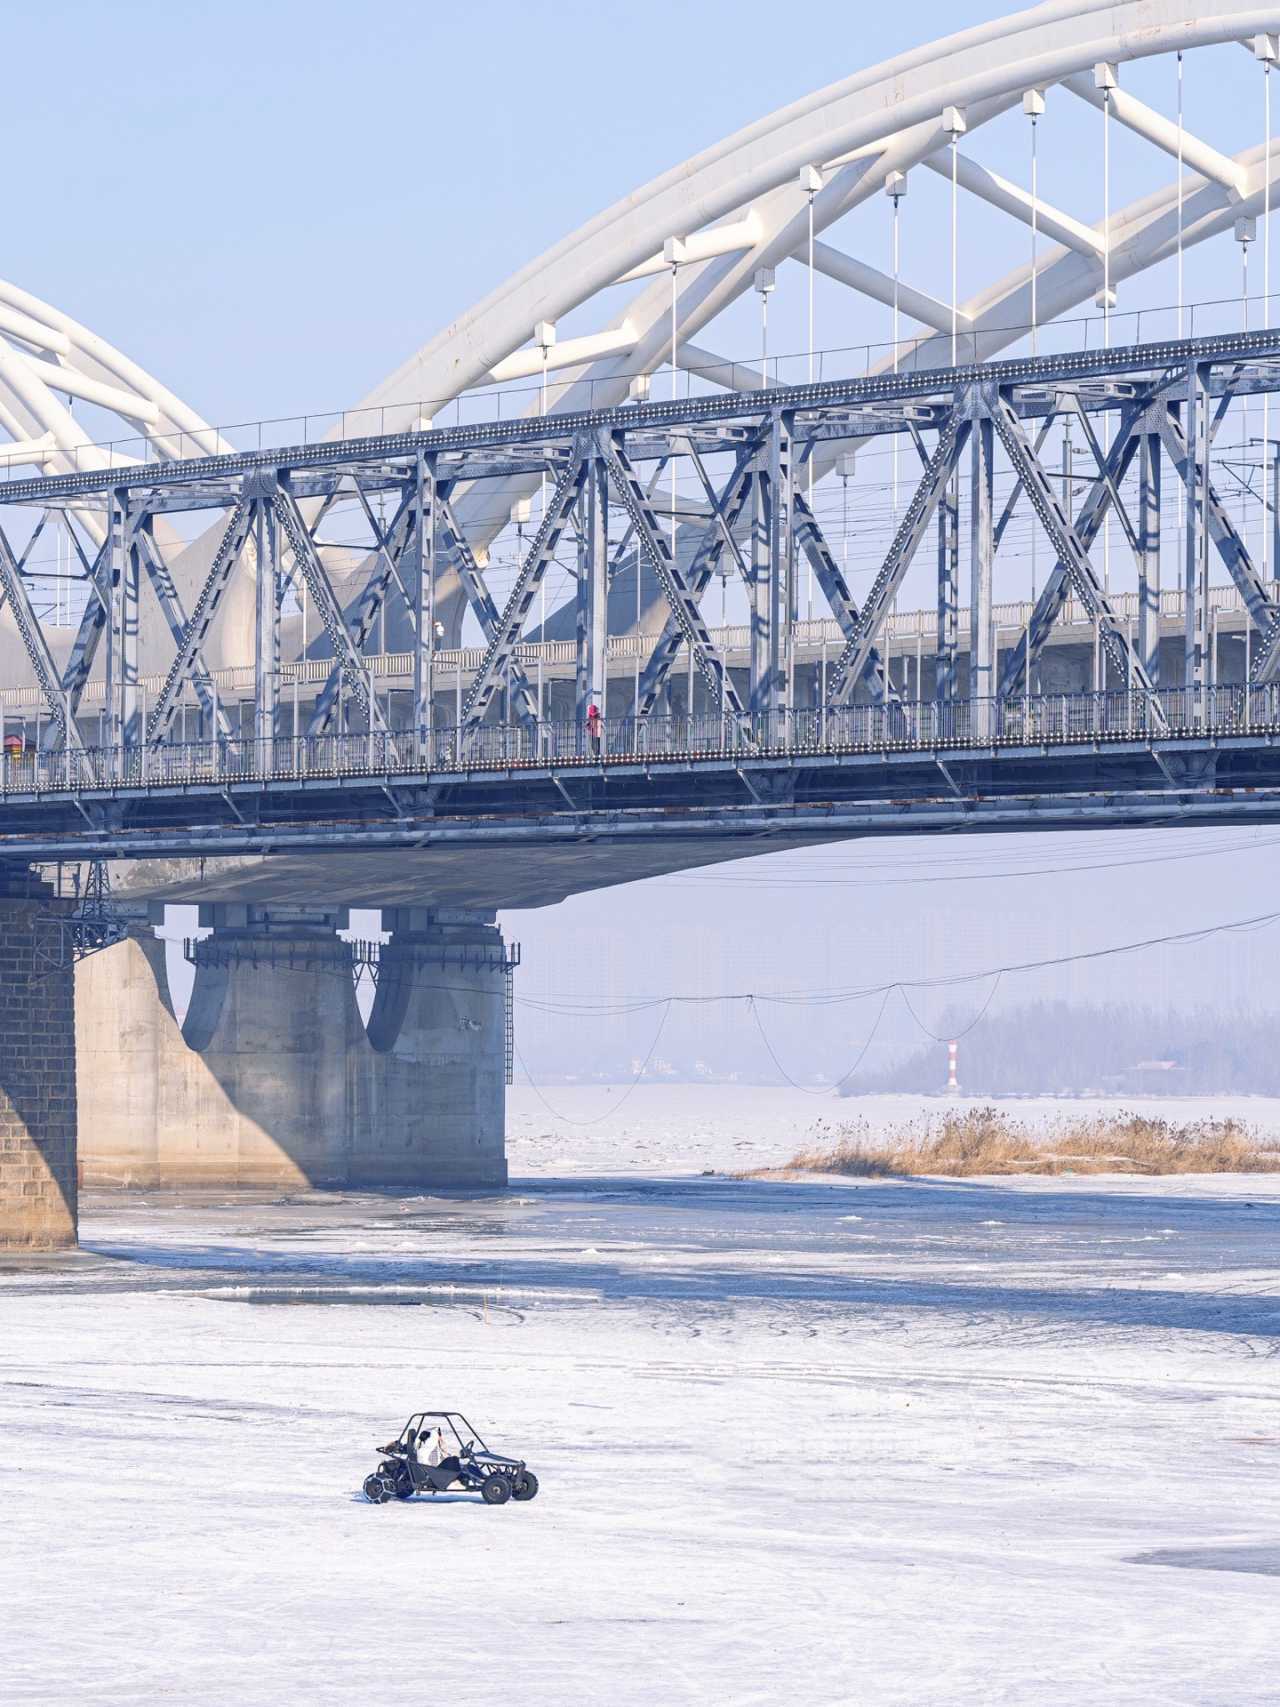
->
268;486;390;737
791;490;895;701
826;412;970;706
463;449;589;730
56;537;111;728
434;488;540;726
989;391;1164;723
603;435;745;717
309;483;416;734
8;329;1280;513
147;496;256;742
997;411;1143;697
0;523;79;749
1155;405;1280;627
131;517;230;737
635;437;759;717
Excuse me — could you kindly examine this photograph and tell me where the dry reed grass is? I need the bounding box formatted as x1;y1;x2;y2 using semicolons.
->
767;1107;1280;1178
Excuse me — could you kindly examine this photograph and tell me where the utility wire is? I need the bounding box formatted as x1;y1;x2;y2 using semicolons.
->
516;904;1280;1016
512;999;672;1125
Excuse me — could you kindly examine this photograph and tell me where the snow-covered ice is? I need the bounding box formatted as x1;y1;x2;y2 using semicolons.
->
3;1090;1279;1705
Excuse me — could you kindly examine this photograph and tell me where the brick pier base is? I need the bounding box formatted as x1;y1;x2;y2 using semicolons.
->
0;892;77;1249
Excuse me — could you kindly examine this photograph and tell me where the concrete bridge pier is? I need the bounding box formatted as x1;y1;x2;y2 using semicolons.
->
0;873;78;1248
355;908;509;1187
78;908;363;1188
75;904;510;1190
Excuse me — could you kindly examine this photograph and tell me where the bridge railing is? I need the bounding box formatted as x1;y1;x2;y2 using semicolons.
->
2;685;1278;796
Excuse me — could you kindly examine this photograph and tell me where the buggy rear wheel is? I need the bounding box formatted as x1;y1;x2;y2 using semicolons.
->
481;1473;513;1505
392;1467;414;1500
512;1472;539;1502
363;1473;392;1504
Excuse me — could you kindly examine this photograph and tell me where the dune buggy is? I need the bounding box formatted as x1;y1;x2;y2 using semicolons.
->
363;1411;539;1506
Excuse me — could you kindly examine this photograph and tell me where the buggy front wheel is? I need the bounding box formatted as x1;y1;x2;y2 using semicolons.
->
481;1473;513;1505
512;1472;539;1502
363;1474;392;1504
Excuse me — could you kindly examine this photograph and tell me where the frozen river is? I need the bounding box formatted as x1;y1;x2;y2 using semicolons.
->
3;1101;1279;1704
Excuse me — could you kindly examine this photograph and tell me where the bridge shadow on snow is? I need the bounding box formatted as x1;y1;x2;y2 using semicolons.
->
76;1173;1280;1343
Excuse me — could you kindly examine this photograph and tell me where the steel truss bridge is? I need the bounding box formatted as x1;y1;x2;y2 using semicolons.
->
4;3;1280;873
2;329;1280;863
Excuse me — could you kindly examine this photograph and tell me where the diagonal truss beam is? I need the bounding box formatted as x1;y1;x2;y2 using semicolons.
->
1154;405;1280;628
309;482;417;734
992;414;1055;553
131;516;231;737
989;391;1164;723
635;436;759;717
0;522;81;749
147;496;256;742
997;411;1143;697
270;485;390;736
462;448;589;731
59;537;112;724
791;489;896;702
434;488;540;725
1063;397;1141;554
826;412;970;706
602;435;746;719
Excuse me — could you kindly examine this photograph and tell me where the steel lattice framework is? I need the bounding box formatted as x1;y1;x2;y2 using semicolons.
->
7;1;1280;873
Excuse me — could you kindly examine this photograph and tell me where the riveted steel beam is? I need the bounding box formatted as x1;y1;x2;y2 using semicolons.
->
462;447;589;731
0;522;80;750
989;390;1163;725
826;409;970;707
147;496;256;743
604;434;745;719
636;435;760;717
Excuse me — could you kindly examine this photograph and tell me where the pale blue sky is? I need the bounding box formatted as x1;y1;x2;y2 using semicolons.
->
0;0;1164;420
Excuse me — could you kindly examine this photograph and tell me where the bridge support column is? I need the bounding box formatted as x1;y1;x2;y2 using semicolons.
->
0;881;77;1249
77;905;511;1190
356;909;509;1187
77;912;362;1188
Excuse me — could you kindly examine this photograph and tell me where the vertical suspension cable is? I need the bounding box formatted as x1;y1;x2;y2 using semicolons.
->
890;177;903;513
1024;90;1043;710
540;342;549;729
807;184;816;618
1030;111;1039;353
942;108;965;362
760;282;769;388
1177;51;1185;337
1242;224;1251;581
1102;83;1112;349
1101;73;1112;601
1265;55;1273;596
951;136;959;364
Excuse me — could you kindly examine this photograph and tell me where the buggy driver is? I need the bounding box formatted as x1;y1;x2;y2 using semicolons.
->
420;1427;461;1476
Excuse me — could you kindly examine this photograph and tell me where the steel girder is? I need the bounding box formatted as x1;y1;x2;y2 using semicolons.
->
308;482;417;734
272;485;391;737
996;400;1145;699
603;434;745;717
635;434;759;717
0;522;79;749
988;389;1164;726
8;327;1280;771
462;450;589;731
826;411;970;706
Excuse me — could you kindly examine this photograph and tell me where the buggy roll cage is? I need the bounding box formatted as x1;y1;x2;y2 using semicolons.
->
397;1411;489;1456
384;1411;524;1472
